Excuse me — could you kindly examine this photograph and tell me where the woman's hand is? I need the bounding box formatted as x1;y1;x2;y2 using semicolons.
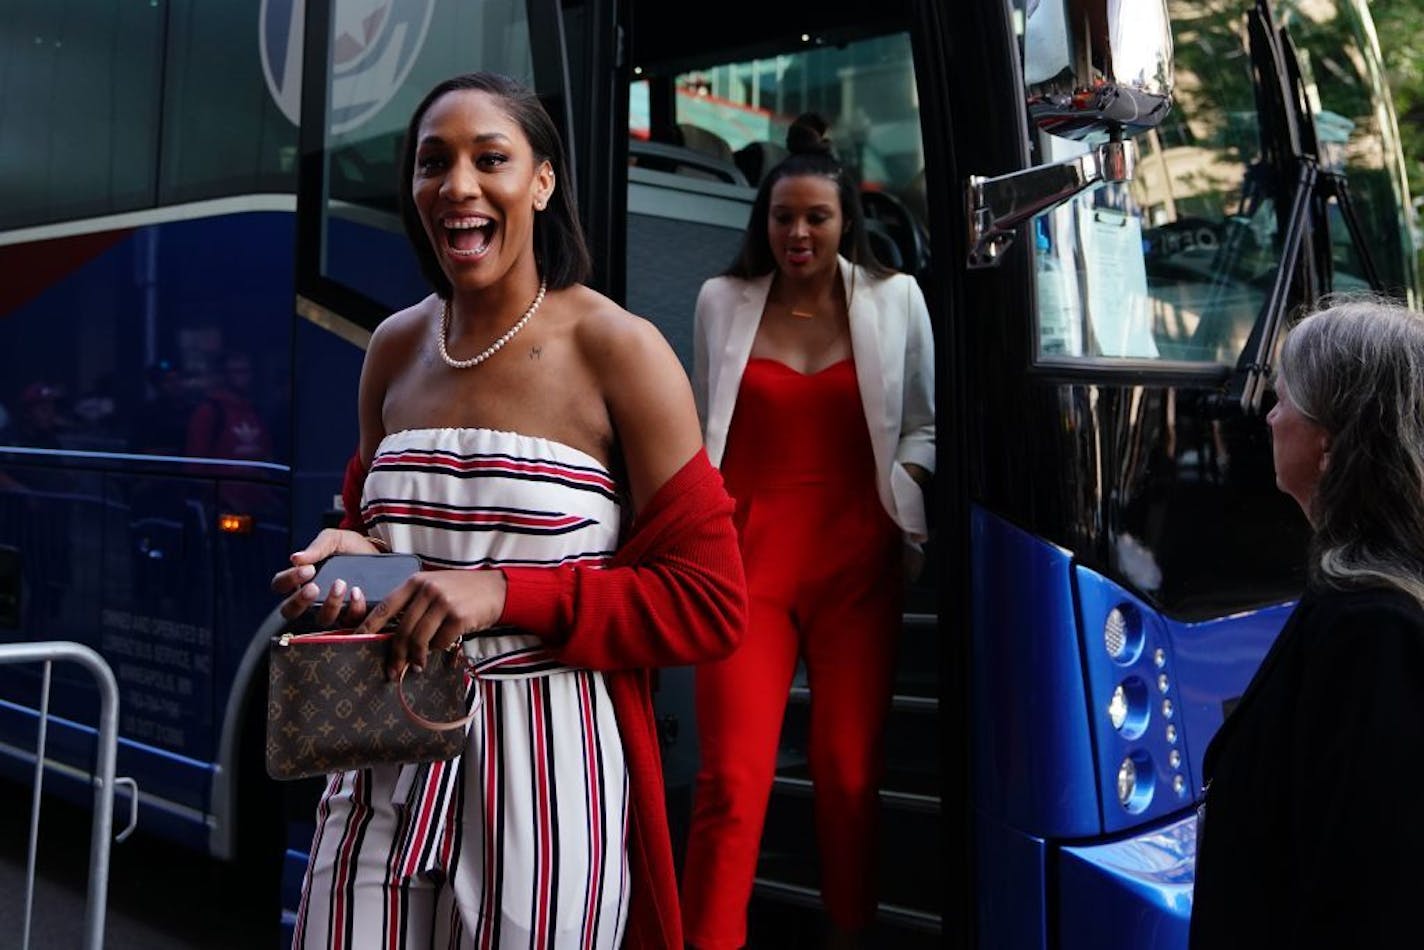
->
270;528;382;626
353;569;508;679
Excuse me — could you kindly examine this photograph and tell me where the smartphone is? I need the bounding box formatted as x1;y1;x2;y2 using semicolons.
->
309;552;422;606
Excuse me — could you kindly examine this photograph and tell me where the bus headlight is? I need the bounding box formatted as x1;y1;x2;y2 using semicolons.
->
1108;684;1128;729
1107;677;1149;738
1117;751;1155;812
1117;757;1137;806
1104;605;1144;664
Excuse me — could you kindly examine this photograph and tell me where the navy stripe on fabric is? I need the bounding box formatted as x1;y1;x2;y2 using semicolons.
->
417;550;613;570
365;514;599;537
369;462;618;501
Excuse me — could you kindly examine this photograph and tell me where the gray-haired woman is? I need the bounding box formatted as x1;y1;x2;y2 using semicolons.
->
1190;298;1424;948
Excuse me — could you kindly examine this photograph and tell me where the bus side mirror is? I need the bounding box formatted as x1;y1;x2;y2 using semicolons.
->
966;0;1174;267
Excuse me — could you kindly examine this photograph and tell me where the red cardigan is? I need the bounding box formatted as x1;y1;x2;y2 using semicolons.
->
341;447;746;948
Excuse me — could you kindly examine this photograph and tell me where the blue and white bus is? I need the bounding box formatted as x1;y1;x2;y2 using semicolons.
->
0;0;1414;945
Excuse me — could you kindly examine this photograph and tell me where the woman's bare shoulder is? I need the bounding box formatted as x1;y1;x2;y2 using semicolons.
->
363;296;438;374
370;297;436;349
560;285;671;364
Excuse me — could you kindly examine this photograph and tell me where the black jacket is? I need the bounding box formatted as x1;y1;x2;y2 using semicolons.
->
1190;586;1424;948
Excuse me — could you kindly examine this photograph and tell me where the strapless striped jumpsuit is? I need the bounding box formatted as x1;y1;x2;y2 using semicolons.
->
293;428;630;950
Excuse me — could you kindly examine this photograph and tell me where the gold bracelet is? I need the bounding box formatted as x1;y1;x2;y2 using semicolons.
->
365;535;391;553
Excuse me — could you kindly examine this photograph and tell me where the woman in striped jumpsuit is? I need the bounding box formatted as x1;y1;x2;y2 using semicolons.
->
271;73;745;949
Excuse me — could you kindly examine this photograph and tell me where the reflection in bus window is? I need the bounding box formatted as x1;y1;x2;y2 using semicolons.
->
1026;1;1278;364
1280;0;1416;295
630;34;929;236
320;0;535;310
624;30;933;375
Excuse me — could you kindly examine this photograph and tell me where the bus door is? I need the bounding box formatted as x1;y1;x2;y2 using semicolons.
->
571;1;958;945
280;0;579;937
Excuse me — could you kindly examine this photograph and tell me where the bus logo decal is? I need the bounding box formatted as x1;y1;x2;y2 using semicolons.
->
260;0;435;135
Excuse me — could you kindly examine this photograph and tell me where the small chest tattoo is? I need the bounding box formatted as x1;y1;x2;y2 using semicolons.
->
529;346;543;360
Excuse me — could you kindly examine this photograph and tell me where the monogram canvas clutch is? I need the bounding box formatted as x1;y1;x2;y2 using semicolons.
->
265;630;473;781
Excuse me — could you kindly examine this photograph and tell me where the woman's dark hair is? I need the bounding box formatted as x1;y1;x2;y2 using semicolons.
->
724;113;893;280
399;72;591;298
1279;295;1424;606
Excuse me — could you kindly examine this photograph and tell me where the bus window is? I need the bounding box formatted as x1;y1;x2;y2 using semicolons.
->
1281;0;1418;297
1024;2;1276;365
313;0;537;313
0;0;164;229
158;1;299;204
626;32;930;370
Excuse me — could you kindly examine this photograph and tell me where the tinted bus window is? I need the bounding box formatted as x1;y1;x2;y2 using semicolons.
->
158;0;299;204
1024;1;1274;364
672;35;924;198
0;0;163;229
1282;0;1417;295
626;32;930;370
318;0;535;311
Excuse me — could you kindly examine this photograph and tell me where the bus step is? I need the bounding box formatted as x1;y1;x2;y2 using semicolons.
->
749;879;943;947
778;692;940;798
788;685;938;713
772;774;940;814
755;790;941;917
902;611;937;630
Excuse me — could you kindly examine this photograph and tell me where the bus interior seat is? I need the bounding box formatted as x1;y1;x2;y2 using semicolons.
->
733;140;789;186
864;221;906;273
628;138;748;186
861;189;930;277
626;133;755;369
676;123;736;164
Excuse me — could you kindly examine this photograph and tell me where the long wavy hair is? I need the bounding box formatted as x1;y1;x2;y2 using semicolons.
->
1278;295;1424;606
399;72;591;298
724;113;892;281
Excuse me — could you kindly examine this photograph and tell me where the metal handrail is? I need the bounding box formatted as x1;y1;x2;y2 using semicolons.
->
1;641;126;950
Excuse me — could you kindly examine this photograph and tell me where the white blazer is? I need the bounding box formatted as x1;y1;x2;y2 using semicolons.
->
693;256;936;545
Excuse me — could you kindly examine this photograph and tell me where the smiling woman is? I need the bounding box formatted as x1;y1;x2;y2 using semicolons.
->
682;115;934;949
269;72;747;950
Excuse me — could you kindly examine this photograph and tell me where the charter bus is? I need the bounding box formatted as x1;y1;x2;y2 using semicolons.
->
0;0;1414;945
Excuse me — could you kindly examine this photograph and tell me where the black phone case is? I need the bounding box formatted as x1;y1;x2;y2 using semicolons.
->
309;553;421;604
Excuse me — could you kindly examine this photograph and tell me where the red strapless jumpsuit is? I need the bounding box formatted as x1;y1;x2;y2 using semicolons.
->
681;357;903;948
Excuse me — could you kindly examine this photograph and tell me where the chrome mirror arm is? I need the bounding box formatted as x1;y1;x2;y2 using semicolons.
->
965;137;1137;268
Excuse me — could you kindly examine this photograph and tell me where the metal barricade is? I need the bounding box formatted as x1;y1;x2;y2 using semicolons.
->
1;641;138;950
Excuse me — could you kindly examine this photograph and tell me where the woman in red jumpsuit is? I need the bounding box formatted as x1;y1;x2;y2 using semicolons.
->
681;117;936;949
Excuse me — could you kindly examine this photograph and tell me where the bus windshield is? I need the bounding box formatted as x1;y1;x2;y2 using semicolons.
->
1024;0;1274;364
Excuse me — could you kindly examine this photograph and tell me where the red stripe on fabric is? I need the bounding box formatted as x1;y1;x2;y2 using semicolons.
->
418;552;613;572
531;682;554;949
373;452;615;490
363;503;588;530
475;649;558;674
330;770;370;950
401;760;447;879
480;684;500;950
579;675;602;950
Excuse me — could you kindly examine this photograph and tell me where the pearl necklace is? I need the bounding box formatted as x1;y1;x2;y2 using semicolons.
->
437;278;548;369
